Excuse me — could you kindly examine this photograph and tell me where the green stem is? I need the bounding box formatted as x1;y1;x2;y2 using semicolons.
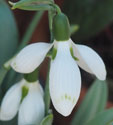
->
44;5;56;115
44;63;51;115
52;4;61;14
48;10;54;42
0;67;8;86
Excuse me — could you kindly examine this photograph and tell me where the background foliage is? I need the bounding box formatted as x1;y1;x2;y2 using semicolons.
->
63;0;113;41
0;0;113;124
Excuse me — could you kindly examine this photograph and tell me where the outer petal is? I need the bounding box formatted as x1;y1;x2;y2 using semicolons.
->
71;39;106;80
0;80;24;121
49;41;81;116
38;81;44;97
18;82;45;125
11;42;53;73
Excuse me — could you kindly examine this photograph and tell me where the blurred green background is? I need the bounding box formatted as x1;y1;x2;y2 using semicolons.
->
1;0;113;124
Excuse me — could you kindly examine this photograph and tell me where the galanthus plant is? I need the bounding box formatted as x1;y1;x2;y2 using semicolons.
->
11;13;106;116
0;77;45;125
0;0;108;124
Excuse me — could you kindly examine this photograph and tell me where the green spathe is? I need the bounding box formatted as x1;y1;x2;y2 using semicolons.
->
9;0;53;9
53;13;70;41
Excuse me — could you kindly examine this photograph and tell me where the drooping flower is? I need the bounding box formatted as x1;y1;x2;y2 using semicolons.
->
11;38;106;116
11;12;106;116
0;79;45;125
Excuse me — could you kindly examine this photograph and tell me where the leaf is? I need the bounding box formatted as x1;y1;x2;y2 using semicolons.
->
0;0;18;67
14;4;52;11
85;108;113;125
71;80;108;125
63;0;113;41
40;114;53;125
9;0;53;10
0;67;8;86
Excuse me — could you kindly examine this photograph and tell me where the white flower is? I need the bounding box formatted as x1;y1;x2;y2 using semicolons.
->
11;39;106;116
0;79;45;125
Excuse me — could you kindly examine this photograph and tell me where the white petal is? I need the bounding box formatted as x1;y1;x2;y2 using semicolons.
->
18;82;45;125
71;40;106;80
0;80;23;121
38;81;44;97
49;41;81;116
11;42;53;73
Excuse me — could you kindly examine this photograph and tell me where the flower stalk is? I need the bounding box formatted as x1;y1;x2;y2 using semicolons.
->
44;5;55;115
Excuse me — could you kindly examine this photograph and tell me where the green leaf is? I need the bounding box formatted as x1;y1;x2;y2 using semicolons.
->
71;80;108;125
9;0;53;10
0;67;8;86
0;9;43;87
40;114;53;125
0;0;18;66
14;4;52;11
63;0;113;41
85;108;113;125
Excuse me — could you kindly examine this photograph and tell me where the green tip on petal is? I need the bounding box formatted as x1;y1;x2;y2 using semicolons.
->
70;47;79;61
52;48;57;60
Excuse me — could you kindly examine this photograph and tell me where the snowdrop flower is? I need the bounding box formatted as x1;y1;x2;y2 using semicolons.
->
0;79;45;125
11;13;106;116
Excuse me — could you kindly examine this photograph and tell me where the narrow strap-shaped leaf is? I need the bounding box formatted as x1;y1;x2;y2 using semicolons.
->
63;0;113;41
0;67;8;86
0;11;44;86
15;4;52;11
10;0;53;8
0;0;18;66
85;108;113;125
9;0;53;10
71;80;108;125
14;0;53;5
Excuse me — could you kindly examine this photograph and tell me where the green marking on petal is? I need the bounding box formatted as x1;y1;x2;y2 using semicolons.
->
73;97;76;104
68;96;71;100
52;48;57;60
65;94;68;99
57;94;74;103
70;47;79;61
21;85;29;103
64;94;72;101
